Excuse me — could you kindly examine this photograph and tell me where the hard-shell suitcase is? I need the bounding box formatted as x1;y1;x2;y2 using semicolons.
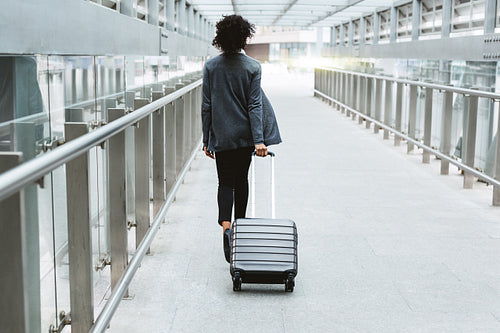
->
230;152;298;292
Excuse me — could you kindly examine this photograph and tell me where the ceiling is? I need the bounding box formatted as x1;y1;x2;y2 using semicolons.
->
187;0;397;27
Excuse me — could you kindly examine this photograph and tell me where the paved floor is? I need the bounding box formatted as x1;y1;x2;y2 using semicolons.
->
108;69;500;332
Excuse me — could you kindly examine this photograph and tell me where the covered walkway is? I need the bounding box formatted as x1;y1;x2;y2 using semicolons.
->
107;70;500;332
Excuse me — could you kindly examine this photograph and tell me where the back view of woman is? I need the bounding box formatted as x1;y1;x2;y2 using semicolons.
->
201;15;268;262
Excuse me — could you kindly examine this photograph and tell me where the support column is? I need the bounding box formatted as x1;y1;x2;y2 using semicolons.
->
411;0;420;41
352;75;358;120
148;0;159;25
177;0;186;35
187;5;194;38
340;24;345;46
373;12;380;44
390;6;398;42
442;0;452;38
65;123;94;333
360;17;366;45
0;152;29;333
165;0;175;31
348;20;354;46
422;87;433;163
484;0;497;33
120;0;136;17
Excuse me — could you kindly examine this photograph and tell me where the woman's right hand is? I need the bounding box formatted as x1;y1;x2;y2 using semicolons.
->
203;146;214;159
255;143;267;157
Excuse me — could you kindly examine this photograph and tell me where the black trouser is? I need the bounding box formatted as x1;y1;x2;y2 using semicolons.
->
215;147;254;225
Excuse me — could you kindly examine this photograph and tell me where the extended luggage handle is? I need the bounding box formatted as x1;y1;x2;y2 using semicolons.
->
251;151;275;219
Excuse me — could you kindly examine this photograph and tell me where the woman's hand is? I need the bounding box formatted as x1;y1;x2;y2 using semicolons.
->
255;143;267;157
203;146;214;159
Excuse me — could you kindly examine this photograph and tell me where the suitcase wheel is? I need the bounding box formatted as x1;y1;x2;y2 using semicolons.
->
285;274;295;292
233;272;242;292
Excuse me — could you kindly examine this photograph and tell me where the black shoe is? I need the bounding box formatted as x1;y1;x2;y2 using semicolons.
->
223;229;231;263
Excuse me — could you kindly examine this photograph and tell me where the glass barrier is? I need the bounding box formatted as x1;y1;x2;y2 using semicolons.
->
0;54;204;332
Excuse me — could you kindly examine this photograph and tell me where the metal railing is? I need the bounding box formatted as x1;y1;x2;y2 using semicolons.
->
0;75;203;333
314;67;500;205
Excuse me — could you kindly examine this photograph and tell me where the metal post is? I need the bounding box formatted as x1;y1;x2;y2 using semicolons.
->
164;93;177;194
65;123;94;333
358;76;365;124
374;78;382;133
407;85;418;153
11;122;40;331
463;93;479;188
175;83;185;172
0;152;29;333
384;80;393;139
341;73;346;113
152;92;166;215
394;82;403;145
328;71;334;106
347;74;352;117
107;108;128;296
365;77;373;129
440;90;453;174
422;87;433;163
411;0;420;40
183;89;192;159
352;74;358;120
492;103;500;205
134;99;151;248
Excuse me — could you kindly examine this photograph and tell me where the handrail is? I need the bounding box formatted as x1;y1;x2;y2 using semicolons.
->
314;88;500;188
90;140;201;333
0;79;202;202
317;67;500;100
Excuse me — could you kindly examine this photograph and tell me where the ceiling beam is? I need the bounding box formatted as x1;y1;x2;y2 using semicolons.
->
272;0;299;25
231;0;238;15
307;0;365;27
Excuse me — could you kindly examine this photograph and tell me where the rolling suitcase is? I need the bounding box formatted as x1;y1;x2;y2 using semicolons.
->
230;151;298;292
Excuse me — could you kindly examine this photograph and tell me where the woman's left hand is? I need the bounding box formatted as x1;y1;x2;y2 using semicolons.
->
203;146;215;159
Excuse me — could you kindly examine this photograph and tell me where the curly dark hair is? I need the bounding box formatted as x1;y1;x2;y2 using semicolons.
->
212;15;256;53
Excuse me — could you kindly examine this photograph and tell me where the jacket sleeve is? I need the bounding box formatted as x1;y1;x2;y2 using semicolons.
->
201;64;211;148
247;64;264;145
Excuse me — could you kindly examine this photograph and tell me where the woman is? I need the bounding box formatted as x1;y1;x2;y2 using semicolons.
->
201;15;271;263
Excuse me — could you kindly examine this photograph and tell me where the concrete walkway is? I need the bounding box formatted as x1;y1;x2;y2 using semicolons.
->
108;70;500;332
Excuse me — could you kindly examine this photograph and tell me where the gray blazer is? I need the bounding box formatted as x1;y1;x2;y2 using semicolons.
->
201;53;281;152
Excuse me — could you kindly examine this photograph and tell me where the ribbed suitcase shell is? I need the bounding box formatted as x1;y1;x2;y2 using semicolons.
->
230;218;298;284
